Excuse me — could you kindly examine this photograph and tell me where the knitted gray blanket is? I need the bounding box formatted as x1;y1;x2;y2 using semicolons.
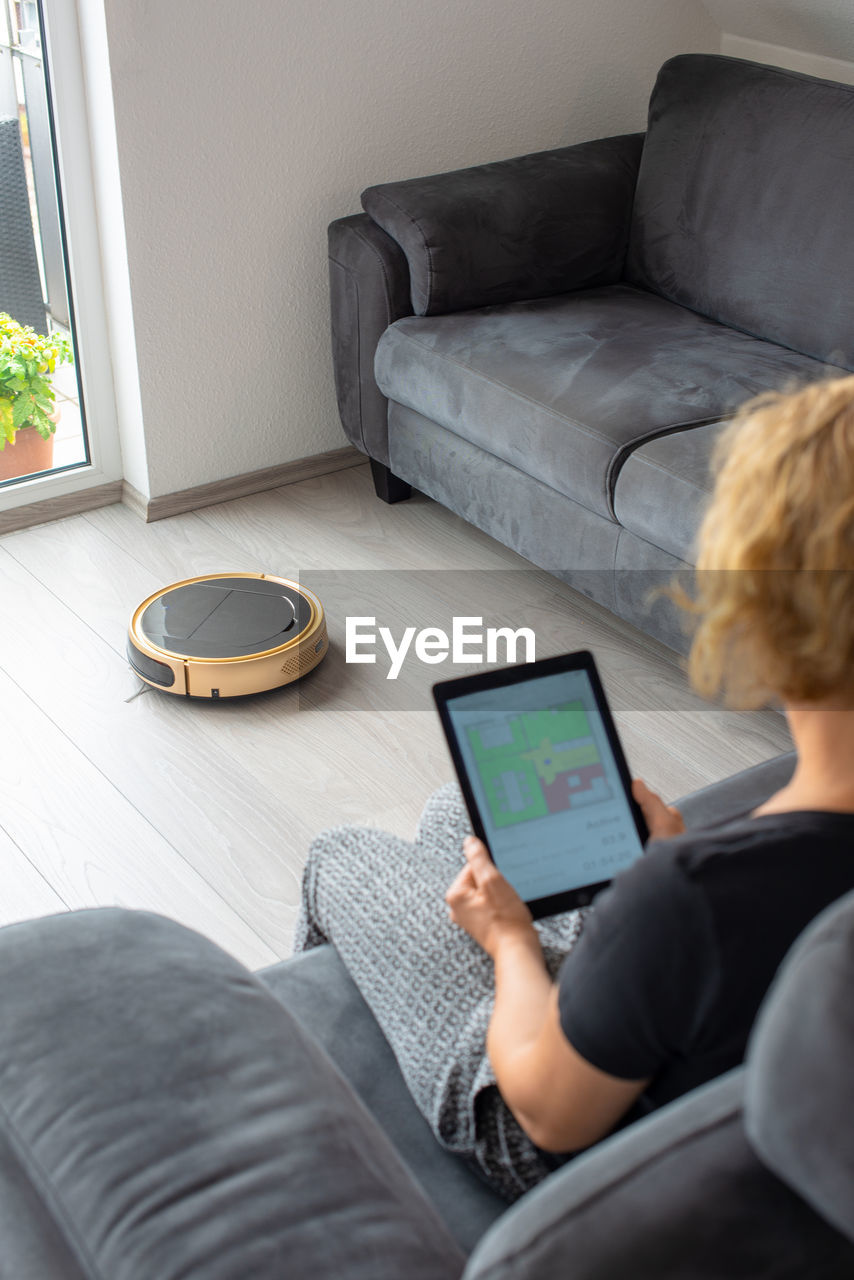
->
294;783;586;1200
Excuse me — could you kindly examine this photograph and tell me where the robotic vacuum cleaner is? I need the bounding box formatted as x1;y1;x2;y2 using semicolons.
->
127;572;327;698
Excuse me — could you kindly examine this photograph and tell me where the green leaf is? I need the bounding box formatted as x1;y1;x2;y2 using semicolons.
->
13;393;34;429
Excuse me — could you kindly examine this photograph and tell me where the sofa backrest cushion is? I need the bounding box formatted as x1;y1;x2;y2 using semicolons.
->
463;1069;854;1280
0;909;465;1280
626;54;854;370
745;888;854;1245
362;134;644;316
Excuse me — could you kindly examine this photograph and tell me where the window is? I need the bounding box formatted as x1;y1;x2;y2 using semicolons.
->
0;0;123;514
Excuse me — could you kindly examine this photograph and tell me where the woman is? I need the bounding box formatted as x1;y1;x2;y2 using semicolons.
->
295;375;854;1201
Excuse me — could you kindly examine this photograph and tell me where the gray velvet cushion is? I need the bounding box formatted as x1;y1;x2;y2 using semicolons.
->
463;1070;854;1279
612;420;728;563
260;945;507;1254
745;889;854;1245
677;751;797;829
376;283;836;519
362;134;643;316
0;909;465;1280
627;54;854;370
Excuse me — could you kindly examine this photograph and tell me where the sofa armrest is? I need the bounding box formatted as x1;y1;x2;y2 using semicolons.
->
464;1070;854;1279
260;945;508;1254
675;751;796;829
328;213;413;465
361;133;644;316
0;909;465;1280
746;888;854;1245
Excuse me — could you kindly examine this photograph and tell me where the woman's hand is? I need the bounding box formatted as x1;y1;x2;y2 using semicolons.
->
445;836;536;959
632;779;685;840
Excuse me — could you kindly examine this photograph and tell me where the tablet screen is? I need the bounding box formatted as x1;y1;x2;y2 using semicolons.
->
439;663;646;909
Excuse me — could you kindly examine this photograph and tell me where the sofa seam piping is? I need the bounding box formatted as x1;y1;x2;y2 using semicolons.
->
606;415;732;519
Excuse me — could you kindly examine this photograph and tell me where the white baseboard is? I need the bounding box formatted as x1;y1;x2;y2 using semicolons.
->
123;445;365;523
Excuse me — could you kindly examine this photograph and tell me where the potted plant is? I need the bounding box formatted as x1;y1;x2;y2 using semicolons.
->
0;311;74;482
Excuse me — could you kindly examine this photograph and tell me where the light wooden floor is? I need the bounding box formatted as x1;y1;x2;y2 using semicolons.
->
0;463;792;967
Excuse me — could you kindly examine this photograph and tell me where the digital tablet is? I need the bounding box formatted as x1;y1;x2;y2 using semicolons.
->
433;650;649;918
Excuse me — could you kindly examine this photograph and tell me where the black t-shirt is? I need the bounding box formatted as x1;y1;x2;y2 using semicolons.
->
558;810;854;1117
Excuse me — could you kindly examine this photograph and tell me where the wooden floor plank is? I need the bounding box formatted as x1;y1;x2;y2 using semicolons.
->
0;824;68;928
0;546;311;957
194;463;529;572
85;500;272;595
0;659;276;967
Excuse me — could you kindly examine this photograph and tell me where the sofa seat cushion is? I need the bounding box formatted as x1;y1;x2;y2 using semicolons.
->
375;283;832;519
612;420;728;562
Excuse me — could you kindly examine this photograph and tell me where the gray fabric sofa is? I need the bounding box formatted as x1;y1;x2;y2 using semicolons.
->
3;751;854;1277
328;53;854;652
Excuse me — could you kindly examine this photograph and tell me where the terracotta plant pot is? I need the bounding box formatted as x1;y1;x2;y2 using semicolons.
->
0;412;58;482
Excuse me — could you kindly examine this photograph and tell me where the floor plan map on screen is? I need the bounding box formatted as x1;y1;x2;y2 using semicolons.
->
466;700;611;828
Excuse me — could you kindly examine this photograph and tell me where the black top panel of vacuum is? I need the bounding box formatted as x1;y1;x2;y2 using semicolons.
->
139;577;314;659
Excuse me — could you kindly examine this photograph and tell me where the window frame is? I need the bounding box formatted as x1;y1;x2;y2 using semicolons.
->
0;0;126;516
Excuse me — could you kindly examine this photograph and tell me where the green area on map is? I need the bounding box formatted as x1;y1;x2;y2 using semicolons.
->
467;701;601;828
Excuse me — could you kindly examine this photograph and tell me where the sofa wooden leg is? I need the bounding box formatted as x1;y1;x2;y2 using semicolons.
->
370;458;412;504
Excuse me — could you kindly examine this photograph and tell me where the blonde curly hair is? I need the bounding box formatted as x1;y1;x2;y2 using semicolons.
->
682;374;854;709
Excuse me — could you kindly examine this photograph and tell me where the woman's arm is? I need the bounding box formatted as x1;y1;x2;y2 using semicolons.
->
446;837;648;1152
491;933;649;1151
445;781;682;1152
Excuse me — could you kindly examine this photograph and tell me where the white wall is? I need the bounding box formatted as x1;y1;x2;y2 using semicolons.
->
101;0;719;500
703;0;854;65
703;0;854;84
720;34;854;85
